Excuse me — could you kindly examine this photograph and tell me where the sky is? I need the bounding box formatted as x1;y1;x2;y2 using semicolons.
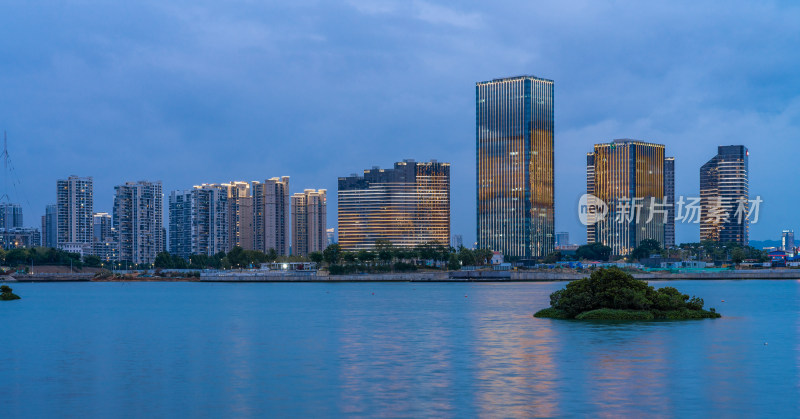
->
1;0;799;247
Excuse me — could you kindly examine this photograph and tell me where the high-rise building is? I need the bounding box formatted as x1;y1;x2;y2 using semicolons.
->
92;212;117;262
191;184;229;256
476;76;554;259
168;190;193;259
252;177;290;256
93;212;112;242
223;181;253;251
451;234;463;249
338;160;450;251
700;145;749;245
586;153;596;245
113;181;163;265
41;204;57;248
56;176;94;254
326;228;336;246
587;140;667;256
555;232;570;247
0;203;23;229
291;189;327;256
664;157;676;248
781;230;794;253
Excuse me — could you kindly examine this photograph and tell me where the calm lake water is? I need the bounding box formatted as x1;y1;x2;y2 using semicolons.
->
1;280;799;418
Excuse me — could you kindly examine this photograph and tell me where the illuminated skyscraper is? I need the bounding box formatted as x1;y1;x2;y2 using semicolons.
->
476;76;554;259
782;230;795;253
700;145;749;245
291;189;327;256
587;140;668;256
338;160;450;251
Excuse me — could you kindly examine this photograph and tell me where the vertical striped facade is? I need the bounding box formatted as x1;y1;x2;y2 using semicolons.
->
476;76;554;259
587;140;667;256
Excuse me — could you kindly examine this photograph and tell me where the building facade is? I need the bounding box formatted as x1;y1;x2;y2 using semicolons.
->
56;176;94;254
41;204;57;248
291;189;327;256
555;232;570;248
168;190;193;259
700;145;749;245
92;212;117;263
252;177;290;256
664;157;676;248
476;76;554;259
113;181;164;265
587;140;670;256
223;181;254;251
338;160;450;251
781;230;794;253
0;227;41;249
0;203;23;229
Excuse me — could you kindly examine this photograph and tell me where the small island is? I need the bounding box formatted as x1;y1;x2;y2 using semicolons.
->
534;268;720;320
1;285;21;301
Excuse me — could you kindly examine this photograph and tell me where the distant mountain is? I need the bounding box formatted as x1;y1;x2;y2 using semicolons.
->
749;239;781;249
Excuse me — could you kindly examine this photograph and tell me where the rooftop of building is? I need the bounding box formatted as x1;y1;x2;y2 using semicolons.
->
476;75;554;85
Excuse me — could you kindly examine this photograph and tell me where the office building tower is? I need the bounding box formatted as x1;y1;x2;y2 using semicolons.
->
291;189;327;256
781;230;795;253
0;203;23;229
555;232;570;248
326;228;336;246
700;145;749;245
168;190;193;259
56;176;94;254
252;177;290;256
664;157;676;248
587;140;666;256
338;160;450;251
113;181;164;265
476;76;554;259
223;181;253;251
41;204;57;248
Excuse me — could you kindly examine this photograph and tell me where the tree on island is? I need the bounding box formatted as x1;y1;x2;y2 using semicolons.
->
1;285;21;301
534;268;720;320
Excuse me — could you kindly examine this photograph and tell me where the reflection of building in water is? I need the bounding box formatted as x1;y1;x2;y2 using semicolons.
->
472;307;559;417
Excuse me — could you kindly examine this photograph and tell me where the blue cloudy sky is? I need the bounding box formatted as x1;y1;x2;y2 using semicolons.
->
1;0;799;246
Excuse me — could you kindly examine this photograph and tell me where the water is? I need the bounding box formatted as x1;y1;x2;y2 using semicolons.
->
1;280;799;417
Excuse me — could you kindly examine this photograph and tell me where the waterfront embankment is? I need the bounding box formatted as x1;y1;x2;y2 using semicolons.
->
5;269;800;282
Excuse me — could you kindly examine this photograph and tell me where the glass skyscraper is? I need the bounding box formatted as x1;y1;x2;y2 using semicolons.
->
587;140;672;256
476;76;554;259
338;160;450;251
700;145;749;245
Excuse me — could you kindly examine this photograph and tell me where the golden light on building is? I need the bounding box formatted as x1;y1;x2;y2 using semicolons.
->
477;76;554;259
338;160;450;251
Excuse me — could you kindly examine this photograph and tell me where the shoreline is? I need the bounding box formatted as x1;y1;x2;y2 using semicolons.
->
4;269;800;283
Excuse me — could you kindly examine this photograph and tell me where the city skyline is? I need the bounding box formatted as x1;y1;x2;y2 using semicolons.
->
2;2;800;246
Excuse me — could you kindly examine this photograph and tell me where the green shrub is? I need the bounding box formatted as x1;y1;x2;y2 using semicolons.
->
533;308;570;319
